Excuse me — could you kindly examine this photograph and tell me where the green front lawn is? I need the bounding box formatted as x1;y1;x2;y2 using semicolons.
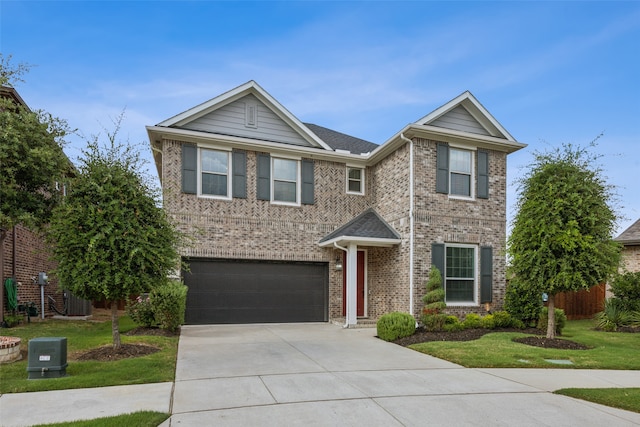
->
0;316;178;393
409;320;640;369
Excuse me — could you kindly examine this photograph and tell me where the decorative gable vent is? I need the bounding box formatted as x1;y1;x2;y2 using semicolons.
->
245;100;258;128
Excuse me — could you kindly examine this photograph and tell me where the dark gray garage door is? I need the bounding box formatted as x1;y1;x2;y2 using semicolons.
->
183;259;328;324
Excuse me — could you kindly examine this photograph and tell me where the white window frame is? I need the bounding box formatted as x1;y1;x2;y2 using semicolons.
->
271;156;301;206
197;146;232;200
444;243;478;306
449;147;475;200
346;166;365;195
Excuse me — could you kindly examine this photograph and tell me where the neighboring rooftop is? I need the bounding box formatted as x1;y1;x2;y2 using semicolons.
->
615;218;640;245
305;123;378;155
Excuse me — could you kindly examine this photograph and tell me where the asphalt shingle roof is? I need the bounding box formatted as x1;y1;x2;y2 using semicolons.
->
304;123;378;155
319;208;401;243
615;218;640;245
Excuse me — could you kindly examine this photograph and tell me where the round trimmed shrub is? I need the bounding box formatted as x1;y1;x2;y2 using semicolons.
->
377;312;416;342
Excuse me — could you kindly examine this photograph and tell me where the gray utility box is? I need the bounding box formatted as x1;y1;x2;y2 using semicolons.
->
27;337;68;379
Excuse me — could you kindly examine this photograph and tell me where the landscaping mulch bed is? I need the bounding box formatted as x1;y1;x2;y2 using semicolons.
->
125;326;180;337
392;326;588;350
75;343;160;361
73;327;178;361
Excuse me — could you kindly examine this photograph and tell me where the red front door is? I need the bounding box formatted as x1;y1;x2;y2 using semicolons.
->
342;251;365;317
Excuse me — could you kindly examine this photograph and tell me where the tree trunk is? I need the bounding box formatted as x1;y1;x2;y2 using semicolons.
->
547;294;556;339
111;301;121;349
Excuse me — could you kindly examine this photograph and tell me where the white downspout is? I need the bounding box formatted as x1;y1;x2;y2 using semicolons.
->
333;242;350;328
400;133;415;320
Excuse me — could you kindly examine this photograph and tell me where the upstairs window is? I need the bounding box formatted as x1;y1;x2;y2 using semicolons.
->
449;148;472;197
200;148;231;198
272;158;299;204
346;167;364;195
436;143;489;199
257;153;314;206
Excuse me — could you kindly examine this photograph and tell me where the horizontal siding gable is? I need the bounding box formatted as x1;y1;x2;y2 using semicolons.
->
429;105;491;136
180;94;313;147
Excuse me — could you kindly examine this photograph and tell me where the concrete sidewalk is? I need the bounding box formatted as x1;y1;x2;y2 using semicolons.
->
1;323;640;426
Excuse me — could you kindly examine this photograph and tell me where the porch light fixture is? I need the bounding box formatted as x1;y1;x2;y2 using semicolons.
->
335;256;343;271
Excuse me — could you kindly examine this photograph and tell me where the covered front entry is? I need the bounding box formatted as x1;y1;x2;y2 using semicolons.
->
318;208;402;327
342;250;366;317
183;259;328;324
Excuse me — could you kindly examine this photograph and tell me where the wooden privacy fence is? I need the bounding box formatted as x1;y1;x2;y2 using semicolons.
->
552;283;606;320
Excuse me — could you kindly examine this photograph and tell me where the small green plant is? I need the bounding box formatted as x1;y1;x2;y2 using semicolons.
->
377;312;416;341
594;298;633;331
481;314;495;329
443;316;464;332
2;313;22;327
150;280;188;332
537;307;567;335
462;313;482;329
421;266;446;329
491;310;524;329
126;294;156;328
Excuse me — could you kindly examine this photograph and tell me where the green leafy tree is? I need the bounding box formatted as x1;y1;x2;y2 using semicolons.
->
508;142;621;338
0;54;72;321
48;116;182;348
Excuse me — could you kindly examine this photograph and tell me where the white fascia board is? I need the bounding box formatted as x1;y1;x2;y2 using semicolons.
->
318;236;402;248
409;124;527;153
157;81;333;152
146;126;368;164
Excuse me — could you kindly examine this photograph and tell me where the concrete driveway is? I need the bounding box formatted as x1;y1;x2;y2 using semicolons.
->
166;323;640;426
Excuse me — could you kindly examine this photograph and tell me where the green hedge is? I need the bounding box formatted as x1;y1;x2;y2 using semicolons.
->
377;312;416;341
150;280;188;332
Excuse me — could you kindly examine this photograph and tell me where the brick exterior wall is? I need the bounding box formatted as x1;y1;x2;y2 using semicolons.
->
620;245;640;273
2;225;64;318
411;139;508;318
162;134;510;322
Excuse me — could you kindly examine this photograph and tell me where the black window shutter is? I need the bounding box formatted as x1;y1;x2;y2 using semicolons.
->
431;243;445;279
301;159;314;205
436;143;449;194
480;246;493;303
232;151;247;199
256;153;271;201
477;150;489;199
181;143;197;194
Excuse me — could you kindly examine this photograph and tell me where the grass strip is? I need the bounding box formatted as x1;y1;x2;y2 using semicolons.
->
555;388;640;413
31;411;169;427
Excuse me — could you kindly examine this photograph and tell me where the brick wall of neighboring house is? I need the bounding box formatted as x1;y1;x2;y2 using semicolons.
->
411;138;508;318
2;225;64;318
620;245;640;273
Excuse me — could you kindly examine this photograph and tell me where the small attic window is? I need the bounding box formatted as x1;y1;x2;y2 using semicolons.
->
245;101;258;128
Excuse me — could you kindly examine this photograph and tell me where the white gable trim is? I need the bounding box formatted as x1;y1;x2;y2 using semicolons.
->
416;91;516;142
158;81;333;151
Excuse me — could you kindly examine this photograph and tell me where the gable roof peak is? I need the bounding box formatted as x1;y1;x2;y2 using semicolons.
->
415;90;516;141
156;80;333;151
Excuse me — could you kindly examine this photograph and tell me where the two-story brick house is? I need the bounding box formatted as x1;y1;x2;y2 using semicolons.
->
147;81;525;326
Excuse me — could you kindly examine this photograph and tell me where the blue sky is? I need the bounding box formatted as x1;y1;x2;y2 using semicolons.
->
2;1;639;235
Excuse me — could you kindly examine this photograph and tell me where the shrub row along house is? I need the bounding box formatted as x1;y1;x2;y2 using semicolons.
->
147;81;525;326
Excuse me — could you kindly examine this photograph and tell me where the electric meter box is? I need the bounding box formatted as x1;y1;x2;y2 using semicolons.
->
27;337;68;379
